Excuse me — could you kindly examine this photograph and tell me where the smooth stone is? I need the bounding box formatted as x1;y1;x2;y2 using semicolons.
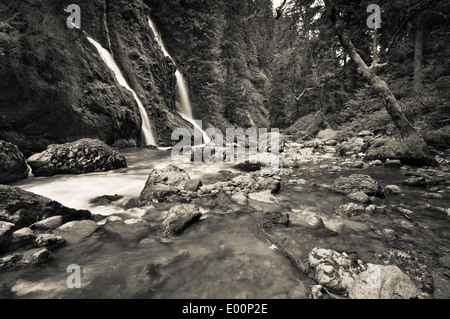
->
31;216;62;231
161;205;202;237
53;220;99;244
289;209;324;229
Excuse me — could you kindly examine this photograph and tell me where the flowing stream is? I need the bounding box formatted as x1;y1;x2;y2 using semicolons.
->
2;148;450;299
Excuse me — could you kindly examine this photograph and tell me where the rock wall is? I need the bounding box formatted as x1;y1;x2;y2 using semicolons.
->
0;0;191;156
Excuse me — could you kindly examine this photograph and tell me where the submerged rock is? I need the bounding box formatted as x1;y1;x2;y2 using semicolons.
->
104;217;151;242
161;205;202;237
332;174;383;197
140;165;190;204
335;203;366;218
0;140;29;185
33;234;65;248
53;220;99;244
402;177;427;187
89;194;124;206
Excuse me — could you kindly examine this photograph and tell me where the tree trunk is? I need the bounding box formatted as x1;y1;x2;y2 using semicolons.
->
414;13;425;93
337;31;418;139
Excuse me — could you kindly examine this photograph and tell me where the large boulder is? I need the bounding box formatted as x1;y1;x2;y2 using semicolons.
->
364;136;436;167
332;174;383;197
349;265;419;299
0;185;92;229
161;205;202;237
0;140;29;184
308;248;419;299
27;139;127;177
140;165;190;204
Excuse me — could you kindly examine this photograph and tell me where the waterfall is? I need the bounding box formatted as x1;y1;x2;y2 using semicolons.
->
87;37;157;147
148;18;211;145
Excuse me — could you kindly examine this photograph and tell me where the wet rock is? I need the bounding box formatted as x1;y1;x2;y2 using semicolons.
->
6;227;35;251
53;220;99;244
234;162;262;172
402;177;427;188
347;192;370;204
385;185;401;194
123;198;141;210
399;220;415;233
0;140;29;185
364;136;436;167
31;216;62;231
231;192;248;206
0;221;14;251
422;193;443;199
27;139;127;177
34;234;65;248
161;205;202;237
358;131;373;138
332;174;383;197
258;211;289;228
104;217;151;242
0;185;92;229
0;248;53;271
140;165;190;204
310;285;326;299
377;228;398;241
89;194;124;206
289;209;324;229
369;160;383;167
308;248;362;293
248;191;280;204
349;265;419;299
373;249;434;293
384;159;402;168
257;178;281;194
323;146;337;153
184;179;203;192
335;203;366;218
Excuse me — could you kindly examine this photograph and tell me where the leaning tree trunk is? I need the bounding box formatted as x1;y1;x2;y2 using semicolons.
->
337;31;418;139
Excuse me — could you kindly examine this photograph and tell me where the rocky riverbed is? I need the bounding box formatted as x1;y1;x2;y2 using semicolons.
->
1;133;450;299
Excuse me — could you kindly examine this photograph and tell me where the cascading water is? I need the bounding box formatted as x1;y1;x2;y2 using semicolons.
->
87;37;157;147
148;18;211;145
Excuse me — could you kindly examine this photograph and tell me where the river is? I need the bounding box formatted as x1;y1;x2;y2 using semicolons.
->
1;147;449;299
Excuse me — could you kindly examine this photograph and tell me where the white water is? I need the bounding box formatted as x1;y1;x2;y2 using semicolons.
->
87;37;157;147
148;18;211;145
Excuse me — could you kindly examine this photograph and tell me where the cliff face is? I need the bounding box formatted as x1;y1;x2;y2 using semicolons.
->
0;0;189;156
